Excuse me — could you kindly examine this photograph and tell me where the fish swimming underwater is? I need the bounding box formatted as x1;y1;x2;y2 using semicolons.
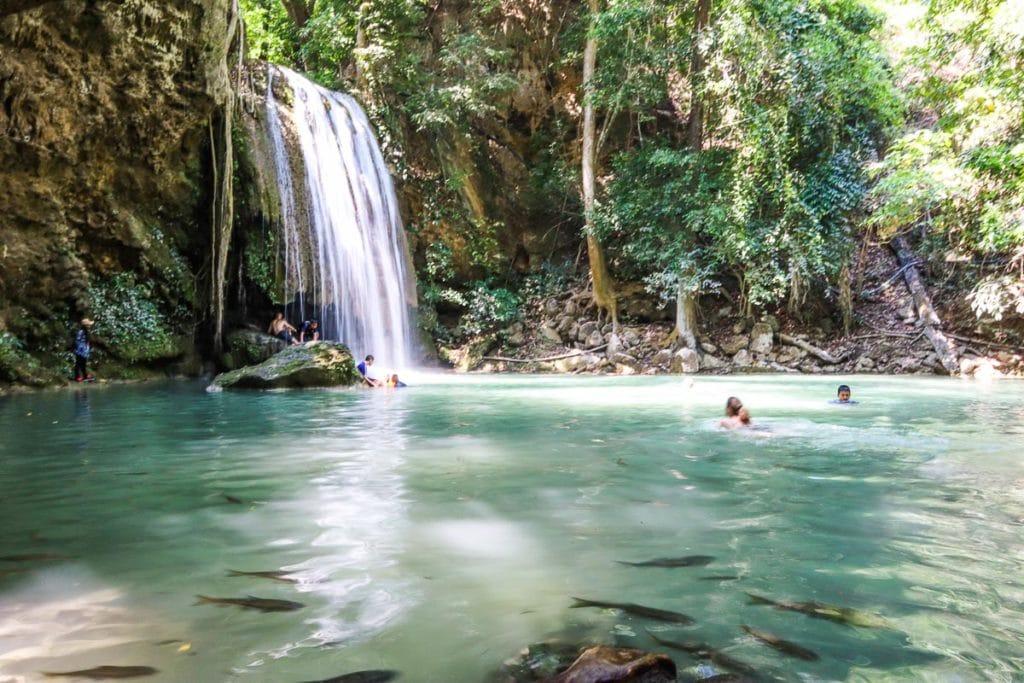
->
0;553;75;562
194;595;304;612
617;555;715;568
571;597;694;624
41;665;158;679
745;593;890;628
297;672;399;683
645;631;757;675
227;569;298;583
740;625;819;661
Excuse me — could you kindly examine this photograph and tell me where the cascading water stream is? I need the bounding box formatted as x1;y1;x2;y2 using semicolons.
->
265;65;415;369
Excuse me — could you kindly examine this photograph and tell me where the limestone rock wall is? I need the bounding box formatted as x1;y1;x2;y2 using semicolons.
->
0;0;235;353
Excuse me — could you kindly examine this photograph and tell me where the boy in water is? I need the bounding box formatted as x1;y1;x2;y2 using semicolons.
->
832;384;857;404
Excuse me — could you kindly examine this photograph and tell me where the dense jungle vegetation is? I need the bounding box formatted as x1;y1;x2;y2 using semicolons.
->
237;0;1024;349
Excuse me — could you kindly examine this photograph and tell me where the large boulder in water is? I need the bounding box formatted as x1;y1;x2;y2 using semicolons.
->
209;342;362;390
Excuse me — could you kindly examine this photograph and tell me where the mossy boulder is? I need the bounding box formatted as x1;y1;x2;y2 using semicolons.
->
224;328;287;369
210;342;362;390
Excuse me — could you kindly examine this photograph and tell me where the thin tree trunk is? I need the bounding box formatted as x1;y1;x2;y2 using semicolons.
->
674;0;711;349
892;236;960;375
675;269;698;349
280;0;314;31
582;0;618;329
210;0;239;354
686;0;711;151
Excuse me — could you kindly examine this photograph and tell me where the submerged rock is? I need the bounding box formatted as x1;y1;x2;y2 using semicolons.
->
543;646;676;683
209;342;361;390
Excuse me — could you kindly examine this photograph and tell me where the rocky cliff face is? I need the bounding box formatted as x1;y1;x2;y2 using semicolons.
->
0;0;235;378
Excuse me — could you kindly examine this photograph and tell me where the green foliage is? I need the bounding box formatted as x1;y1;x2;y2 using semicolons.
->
87;274;180;363
867;0;1024;322
244;222;282;303
240;0;296;64
0;332;61;386
459;281;520;337
593;0;898;311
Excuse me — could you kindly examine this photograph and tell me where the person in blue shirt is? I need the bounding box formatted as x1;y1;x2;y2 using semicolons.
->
357;354;382;387
73;317;94;382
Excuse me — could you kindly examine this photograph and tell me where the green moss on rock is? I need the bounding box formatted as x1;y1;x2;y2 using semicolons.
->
210;341;362;390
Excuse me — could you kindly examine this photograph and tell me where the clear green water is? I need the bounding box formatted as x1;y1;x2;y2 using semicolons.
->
1;375;1023;682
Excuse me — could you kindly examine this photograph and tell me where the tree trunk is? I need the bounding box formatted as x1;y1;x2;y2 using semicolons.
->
674;0;711;348
582;0;618;329
280;0;314;31
686;0;711;151
209;1;240;355
892;236;960;375
675;270;698;349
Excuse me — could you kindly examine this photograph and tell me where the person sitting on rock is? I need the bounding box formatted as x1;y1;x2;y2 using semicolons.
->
720;396;751;429
357;354;382;387
830;384;857;404
72;317;95;382
299;319;321;343
268;312;299;346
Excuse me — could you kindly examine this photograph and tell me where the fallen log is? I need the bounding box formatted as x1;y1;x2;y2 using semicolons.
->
778;333;846;364
891;236;960;375
945;331;1024;354
483;344;608;364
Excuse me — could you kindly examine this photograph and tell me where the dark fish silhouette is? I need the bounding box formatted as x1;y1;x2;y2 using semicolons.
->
700;575;741;581
571;597;694;624
41;665;158;679
745;593;890;628
0;553;75;562
194;594;304;612
298;671;399;683
698;675;757;682
223;494;244;504
617;555;715;568
646;631;757;675
741;625;819;661
227;569;297;583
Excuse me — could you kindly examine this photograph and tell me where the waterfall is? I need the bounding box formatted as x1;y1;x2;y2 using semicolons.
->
265;65;415;369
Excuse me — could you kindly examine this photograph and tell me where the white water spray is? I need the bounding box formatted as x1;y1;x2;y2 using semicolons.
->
266;65;415;368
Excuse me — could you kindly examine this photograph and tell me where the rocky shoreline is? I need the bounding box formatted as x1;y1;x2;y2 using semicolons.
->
442;291;1024;380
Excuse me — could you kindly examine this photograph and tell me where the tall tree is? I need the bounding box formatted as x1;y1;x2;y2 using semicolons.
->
673;0;710;350
582;0;619;330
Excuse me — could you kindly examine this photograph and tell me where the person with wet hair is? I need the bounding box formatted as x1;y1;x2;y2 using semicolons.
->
831;384;857;404
720;396;751;429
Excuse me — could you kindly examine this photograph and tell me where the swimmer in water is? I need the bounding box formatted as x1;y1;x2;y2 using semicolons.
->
830;384;858;405
720;396;752;429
